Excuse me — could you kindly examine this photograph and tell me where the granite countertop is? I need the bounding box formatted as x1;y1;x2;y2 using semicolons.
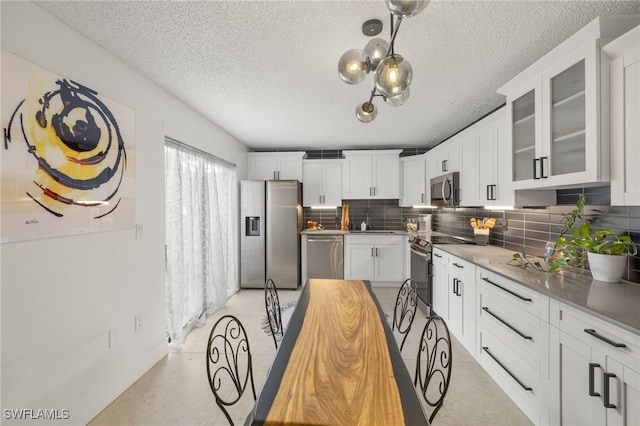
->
433;244;640;335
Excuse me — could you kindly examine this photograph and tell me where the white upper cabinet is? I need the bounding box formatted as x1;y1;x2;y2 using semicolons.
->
342;150;402;199
302;160;342;207
248;151;305;181
498;16;640;190
603;26;640;206
428;140;460;178
459;130;481;207
400;154;429;207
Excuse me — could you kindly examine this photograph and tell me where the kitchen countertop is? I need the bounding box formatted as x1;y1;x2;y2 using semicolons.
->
433;244;640;335
300;229;408;235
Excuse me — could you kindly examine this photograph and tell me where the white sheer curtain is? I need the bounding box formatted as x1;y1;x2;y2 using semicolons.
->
164;138;237;349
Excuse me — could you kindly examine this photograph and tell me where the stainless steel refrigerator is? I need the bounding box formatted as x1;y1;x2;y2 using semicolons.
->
240;180;302;289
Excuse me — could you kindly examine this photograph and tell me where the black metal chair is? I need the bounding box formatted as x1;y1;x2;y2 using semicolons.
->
414;315;452;423
206;315;256;426
392;278;418;351
264;278;283;349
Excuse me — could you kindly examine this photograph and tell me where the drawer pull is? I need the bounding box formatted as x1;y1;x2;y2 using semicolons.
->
482;307;532;340
603;372;617;409
588;363;601;397
482;346;533;392
433;253;443;258
452;262;464;269
584;329;626;348
482;277;532;302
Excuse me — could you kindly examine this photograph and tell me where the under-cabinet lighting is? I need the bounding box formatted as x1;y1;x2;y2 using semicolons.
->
484;206;514;210
412;205;436;209
310;206;338;209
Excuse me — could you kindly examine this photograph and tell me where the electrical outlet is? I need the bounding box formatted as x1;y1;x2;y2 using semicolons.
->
135;313;143;332
136;224;144;239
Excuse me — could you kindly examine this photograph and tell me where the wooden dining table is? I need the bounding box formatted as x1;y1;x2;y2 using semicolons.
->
247;279;429;426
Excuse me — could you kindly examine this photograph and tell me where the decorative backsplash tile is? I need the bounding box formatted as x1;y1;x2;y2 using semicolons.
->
302;186;639;282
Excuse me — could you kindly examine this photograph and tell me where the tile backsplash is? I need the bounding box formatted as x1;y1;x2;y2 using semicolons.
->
302;186;639;282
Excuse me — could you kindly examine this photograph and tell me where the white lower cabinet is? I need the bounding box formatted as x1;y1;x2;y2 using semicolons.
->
550;302;640;426
343;235;405;284
431;248;448;319
477;267;550;426
431;248;476;355
431;253;640;426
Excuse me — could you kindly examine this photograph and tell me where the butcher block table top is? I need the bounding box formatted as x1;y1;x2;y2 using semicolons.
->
248;279;429;426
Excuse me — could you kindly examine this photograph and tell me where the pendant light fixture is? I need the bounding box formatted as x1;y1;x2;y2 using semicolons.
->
338;0;429;123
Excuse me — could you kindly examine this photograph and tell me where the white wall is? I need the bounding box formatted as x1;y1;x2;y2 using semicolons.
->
0;2;249;424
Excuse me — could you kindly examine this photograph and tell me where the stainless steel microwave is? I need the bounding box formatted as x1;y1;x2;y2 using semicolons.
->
430;172;460;207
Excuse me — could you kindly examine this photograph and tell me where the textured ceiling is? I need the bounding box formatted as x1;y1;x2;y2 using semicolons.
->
35;1;640;151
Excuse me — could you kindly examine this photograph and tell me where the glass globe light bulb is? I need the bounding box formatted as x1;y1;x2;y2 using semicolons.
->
384;88;410;106
356;101;377;123
385;0;430;18
363;38;389;71
375;54;413;98
338;49;369;85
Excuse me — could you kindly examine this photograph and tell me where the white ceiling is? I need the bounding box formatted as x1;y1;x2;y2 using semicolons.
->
35;1;640;151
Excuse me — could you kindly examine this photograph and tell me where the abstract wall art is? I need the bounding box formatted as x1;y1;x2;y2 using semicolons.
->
1;49;135;243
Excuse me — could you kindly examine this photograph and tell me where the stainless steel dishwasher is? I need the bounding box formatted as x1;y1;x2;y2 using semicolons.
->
306;235;344;279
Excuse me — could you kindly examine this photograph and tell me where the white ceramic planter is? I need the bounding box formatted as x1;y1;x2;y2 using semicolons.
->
587;252;627;283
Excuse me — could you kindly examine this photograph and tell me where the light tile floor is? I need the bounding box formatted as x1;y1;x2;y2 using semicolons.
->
89;287;533;426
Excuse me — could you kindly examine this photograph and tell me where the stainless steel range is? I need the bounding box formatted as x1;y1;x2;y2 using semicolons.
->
408;232;473;316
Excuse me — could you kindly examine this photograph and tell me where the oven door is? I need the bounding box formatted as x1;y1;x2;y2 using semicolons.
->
410;243;432;315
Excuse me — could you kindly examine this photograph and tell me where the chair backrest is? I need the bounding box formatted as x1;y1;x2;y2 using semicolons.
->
392;278;418;351
414;315;452;423
206;315;256;426
264;278;283;349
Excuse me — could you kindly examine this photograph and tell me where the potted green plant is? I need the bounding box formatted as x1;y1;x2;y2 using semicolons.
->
553;194;637;282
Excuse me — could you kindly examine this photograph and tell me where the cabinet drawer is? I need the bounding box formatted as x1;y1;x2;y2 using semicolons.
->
558;303;640;371
479;325;543;424
345;235;405;245
477;267;549;322
447;255;474;273
479;289;549;376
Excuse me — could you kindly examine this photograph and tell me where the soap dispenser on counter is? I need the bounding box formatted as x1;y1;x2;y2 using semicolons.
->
360;220;367;231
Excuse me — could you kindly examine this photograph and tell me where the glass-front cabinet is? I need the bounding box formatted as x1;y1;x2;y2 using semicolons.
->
508;42;607;190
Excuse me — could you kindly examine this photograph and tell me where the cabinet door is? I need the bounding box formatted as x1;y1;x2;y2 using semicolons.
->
344;244;375;281
372;154;399;198
620;365;640;426
541;44;601;187
302;162;323;207
322;162;343;207
610;35;640;206
431;251;448;319
250;155;279;180
344;155;372;199
494;120;515;206
375;243;404;282
277;154;304;181
459;133;481;206
510;79;544;189
448;271;463;338
400;156;427;206
559;331;607;426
